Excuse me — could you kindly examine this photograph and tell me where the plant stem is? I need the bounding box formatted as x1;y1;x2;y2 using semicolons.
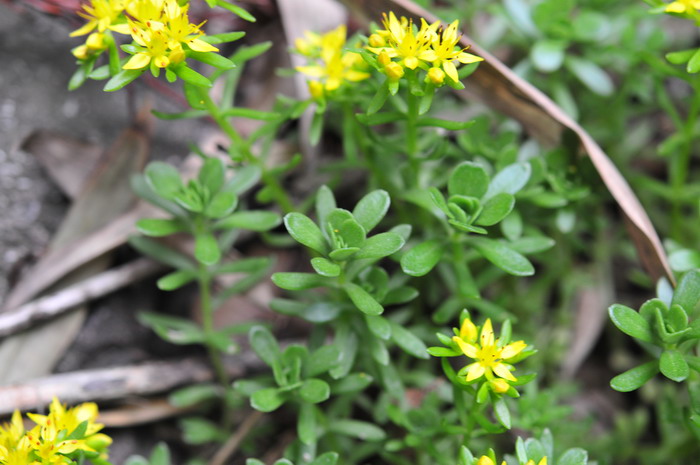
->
406;91;420;186
198;268;229;389
199;91;295;213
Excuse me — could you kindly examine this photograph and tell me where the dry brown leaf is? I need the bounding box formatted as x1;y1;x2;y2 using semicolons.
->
339;0;673;285
0;122;150;383
21;131;102;200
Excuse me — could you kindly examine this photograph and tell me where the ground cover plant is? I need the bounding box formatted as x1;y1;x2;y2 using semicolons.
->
1;0;700;464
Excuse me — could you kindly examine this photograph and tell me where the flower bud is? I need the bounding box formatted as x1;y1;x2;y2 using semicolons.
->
477;457;495;465
86;32;105;50
384;62;404;80
377;51;391;66
368;33;386;48
427;67;445;85
308;80;324;99
72;45;89;60
85;433;112;451
489;378;510;394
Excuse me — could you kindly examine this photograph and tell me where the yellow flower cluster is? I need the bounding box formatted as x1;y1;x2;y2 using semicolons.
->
665;0;700;18
0;398;111;465
453;318;527;389
477;455;547;465
295;25;370;99
366;12;483;86
71;0;218;70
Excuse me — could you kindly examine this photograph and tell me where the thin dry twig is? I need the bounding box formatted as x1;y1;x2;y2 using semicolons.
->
209;410;265;465
0;351;264;415
0;258;166;338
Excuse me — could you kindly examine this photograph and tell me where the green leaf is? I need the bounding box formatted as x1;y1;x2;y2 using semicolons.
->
194;233;220;265
310;257;341;277
216;210;281;231
272;272;332;290
216;0;256;22
484;163;531;200
305;345;341;377
390;321;429;359
137;218;186;237
299;379;330;404
198;157;226;193
367;83;389;115
145;162;183;200
530;39;566;72
251;388;285;412
610;361;658;392
352;190;391;232
202;31;246;44
471;238;534;276
169;384;220;408
206;191;238;218
174;65;212;88
138;312;203;345
316;185;337;235
284;212;327;254
332;373;373;394
400;240;444;277
666;48;696;65
369;337;389;365
417;118;474;131
225;165;261;195
508;237;555;254
608;304;654;343
345;283;384;315
671;269;700;313
220;107;281;121
298;402;316;445
669;249;700;272
329;420;386;441
427;347;460;357
384;286;419;306
475;193;515;226
310;452;339;465
689;48;700;73
660;349;690;382
565;56;613;96
249;325;280;366
129;236;195;271
557;448;588;465
493;397;511;429
104;69;143;92
365;315;392;340
157;270;197;291
188;51;235;69
448;162;489;198
355;232;405;259
149;443;171;465
180;417;225;444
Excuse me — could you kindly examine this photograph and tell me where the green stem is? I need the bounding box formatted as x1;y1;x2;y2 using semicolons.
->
406;91;420;186
199;91;295;213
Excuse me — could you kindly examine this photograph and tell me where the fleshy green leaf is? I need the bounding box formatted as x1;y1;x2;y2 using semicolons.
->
137;218;186;237
310;257;341;277
284;212;327;254
198;157;225;193
329;420;386;441
249;325;280;366
251;388;285;412
565;56;613;96
104;69;144;92
345;283;384;315
352;190;390;232
216;211;281;231
671;269;700;313
305;345;341;377
660;349;690;382
157;270;197;291
608;304;653;343
298;402;316;445
272;272;332;290
145;162;183;200
365;315;392;340
471;238;534;276
174;65;213;88
475;193;515;226
390;321;429;359
299;379;330;404
355;232;405;259
400;240;444;277
448;162;490;198
610;361;658;392
530;39;566;72
194;233;220;265
557;448;588;465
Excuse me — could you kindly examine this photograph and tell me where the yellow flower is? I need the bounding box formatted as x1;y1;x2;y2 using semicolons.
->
70;0;130;37
123;0;218;70
476;456;506;465
453;318;527;383
665;0;700;14
0;411;25;455
525;458;548;465
367;12;438;71
419;20;483;83
295;25;370;98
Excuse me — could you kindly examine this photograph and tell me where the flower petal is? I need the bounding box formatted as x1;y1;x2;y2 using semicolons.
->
123;53;151;69
492;362;517;381
480;318;495;347
188;38;219;52
501;340;527;359
459;318;478;342
466;362;486;382
452;336;478;358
